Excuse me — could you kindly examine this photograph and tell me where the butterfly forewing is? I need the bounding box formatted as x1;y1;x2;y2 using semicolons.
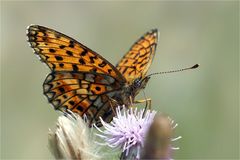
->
116;29;158;83
27;25;125;81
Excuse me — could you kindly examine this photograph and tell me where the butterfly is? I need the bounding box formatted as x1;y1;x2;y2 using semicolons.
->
27;25;158;126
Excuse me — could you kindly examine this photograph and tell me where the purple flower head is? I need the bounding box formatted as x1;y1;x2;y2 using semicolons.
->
95;106;156;159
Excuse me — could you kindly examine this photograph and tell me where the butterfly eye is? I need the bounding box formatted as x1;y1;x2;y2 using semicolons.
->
133;79;142;88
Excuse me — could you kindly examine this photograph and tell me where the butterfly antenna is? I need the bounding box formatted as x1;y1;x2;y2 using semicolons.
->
147;64;199;77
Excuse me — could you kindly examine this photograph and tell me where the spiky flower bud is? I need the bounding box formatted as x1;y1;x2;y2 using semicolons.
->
48;112;101;160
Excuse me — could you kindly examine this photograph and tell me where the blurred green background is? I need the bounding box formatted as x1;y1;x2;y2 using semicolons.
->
1;1;239;159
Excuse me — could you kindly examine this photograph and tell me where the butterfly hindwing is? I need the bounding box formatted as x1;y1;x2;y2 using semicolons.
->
116;29;158;83
43;71;122;125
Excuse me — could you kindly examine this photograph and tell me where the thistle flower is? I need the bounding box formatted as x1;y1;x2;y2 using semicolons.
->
48;111;101;160
95;106;157;160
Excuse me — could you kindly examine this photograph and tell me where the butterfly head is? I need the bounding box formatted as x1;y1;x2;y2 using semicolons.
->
130;76;151;96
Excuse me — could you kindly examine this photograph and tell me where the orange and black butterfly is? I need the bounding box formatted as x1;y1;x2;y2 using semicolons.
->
27;25;158;126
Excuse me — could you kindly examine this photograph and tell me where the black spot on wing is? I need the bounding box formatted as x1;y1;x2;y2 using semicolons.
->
55;56;63;61
108;69;112;74
59;63;64;68
49;49;56;53
72;64;78;71
69;100;75;106
80;49;87;56
59;45;65;49
69;43;74;48
95;86;101;91
98;61;107;67
66;50;73;56
89;56;97;63
77;105;84;112
79;58;86;65
59;87;65;93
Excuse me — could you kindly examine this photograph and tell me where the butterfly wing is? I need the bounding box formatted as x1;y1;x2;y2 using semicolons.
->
27;25;125;82
27;25;126;125
116;29;158;83
43;71;122;125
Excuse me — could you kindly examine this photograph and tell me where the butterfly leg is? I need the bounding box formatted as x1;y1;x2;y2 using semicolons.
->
129;96;134;106
134;98;152;117
108;97;119;116
134;98;152;110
